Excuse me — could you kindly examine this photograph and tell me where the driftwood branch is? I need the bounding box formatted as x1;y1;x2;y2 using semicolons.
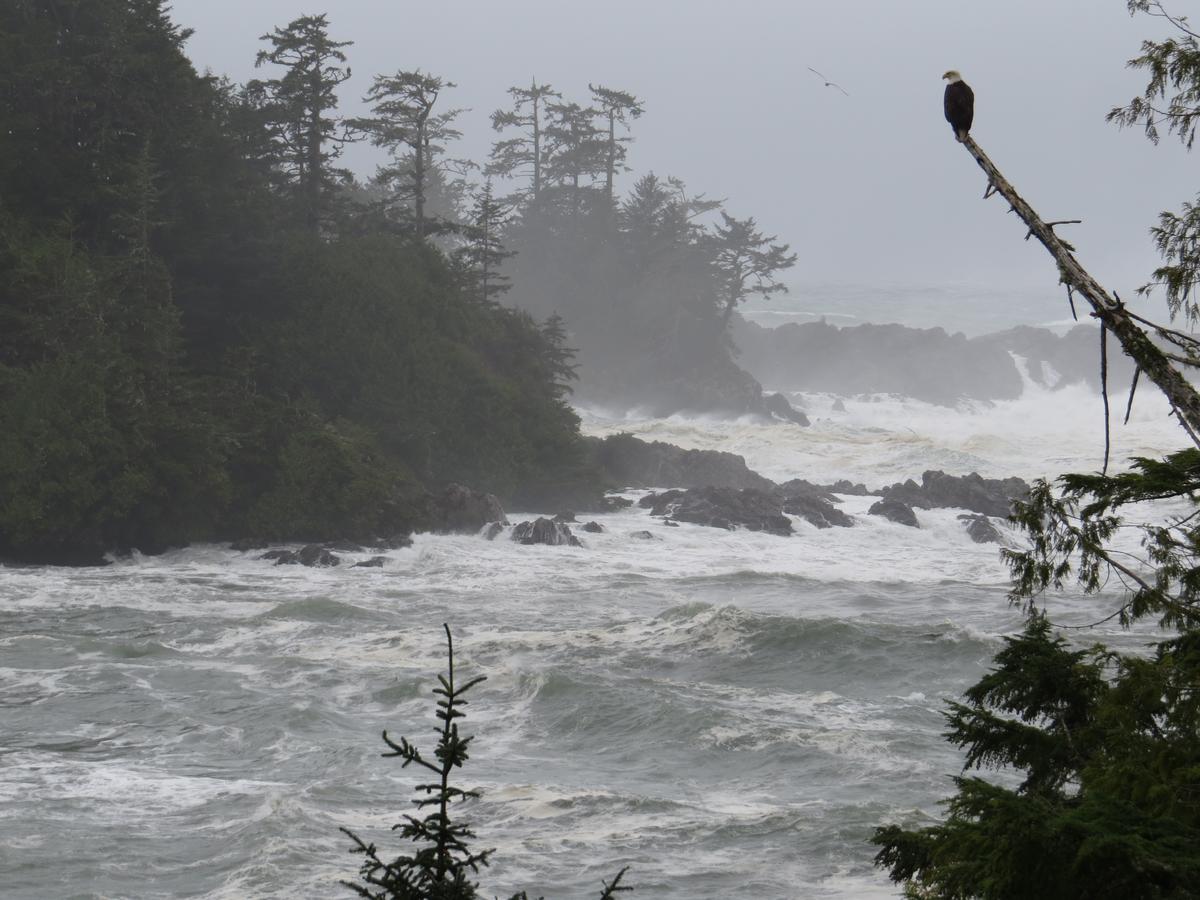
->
959;134;1200;446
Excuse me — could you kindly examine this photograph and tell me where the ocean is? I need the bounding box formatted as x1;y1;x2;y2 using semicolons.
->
0;367;1187;898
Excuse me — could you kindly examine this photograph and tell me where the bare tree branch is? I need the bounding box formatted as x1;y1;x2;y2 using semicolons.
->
956;134;1200;446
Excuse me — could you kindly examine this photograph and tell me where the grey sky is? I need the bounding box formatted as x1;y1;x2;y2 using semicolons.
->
172;0;1192;327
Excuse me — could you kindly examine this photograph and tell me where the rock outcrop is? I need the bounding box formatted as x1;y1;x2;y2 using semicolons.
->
763;392;811;426
589;433;776;492
882;471;1029;517
421;483;508;533
959;514;1003;544
259;544;342;567
868;499;919;528
641;487;793;536
774;479;854;529
511;518;583;547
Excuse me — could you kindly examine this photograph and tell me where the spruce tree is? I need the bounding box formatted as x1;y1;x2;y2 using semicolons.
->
487;80;561;208
252;14;353;234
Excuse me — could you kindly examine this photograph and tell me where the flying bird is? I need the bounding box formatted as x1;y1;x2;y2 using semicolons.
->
942;70;974;141
807;67;850;96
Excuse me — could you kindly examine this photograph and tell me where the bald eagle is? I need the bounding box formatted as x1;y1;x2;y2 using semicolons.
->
943;70;974;142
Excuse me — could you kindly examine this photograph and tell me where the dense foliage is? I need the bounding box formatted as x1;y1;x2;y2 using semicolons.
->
873;3;1200;896
0;0;592;562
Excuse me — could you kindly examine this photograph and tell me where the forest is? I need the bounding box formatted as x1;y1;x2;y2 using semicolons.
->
0;0;797;565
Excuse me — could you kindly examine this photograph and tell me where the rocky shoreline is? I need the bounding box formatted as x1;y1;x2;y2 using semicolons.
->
237;434;1031;566
2;433;1031;568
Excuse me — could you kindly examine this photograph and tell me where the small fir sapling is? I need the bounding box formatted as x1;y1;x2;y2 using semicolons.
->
341;624;631;900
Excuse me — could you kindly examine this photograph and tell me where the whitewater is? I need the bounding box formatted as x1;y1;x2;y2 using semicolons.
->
0;372;1188;898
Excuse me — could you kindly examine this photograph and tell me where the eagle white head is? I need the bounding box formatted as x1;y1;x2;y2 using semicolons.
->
942;70;964;83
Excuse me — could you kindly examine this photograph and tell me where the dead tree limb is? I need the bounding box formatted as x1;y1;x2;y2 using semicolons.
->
959;134;1200;446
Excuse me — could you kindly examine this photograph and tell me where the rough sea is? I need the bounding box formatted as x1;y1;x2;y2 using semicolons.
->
1;354;1188;897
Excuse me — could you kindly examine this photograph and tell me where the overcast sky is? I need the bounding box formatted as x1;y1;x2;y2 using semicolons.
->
171;0;1193;326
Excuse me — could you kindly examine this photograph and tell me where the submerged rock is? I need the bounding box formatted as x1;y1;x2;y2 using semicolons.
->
352;556;388;568
511;517;582;547
868;499;919;528
959;514;1003;544
482;522;506;541
582;521;605;533
774;479;854;529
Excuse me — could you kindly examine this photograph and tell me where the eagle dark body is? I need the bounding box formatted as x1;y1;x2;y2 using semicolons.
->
944;78;974;141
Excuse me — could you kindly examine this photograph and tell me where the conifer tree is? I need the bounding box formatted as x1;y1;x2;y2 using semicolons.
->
543;99;606;222
252;14;353;233
454;182;515;304
353;70;468;239
588;85;644;211
487;80;561;207
341;626;630;900
706;212;797;327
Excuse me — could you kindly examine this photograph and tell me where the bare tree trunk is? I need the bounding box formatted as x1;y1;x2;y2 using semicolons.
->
958;134;1200;442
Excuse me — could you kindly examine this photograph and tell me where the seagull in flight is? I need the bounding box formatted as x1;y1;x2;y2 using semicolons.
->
807;66;850;96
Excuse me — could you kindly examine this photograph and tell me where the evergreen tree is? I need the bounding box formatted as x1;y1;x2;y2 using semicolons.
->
252;14;353;233
453;182;515;304
342;626;631;900
1109;0;1200;322
543;99;606;223
705;212;797;327
353;70;468;239
487;80;560;207
588;84;644;211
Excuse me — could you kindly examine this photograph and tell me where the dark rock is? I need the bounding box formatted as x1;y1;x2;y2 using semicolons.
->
582;521;605;533
644;486;793;536
831;398;847;412
825;479;871;496
553;511;577;523
511;517;582;547
353;556;389;568
298;544;340;566
482;522;506;541
883;470;1029;518
662;519;679;527
639;489;682;509
603;494;635;510
590;433;776;492
959;514;1003;544
259;544;342;566
630;530;659;540
774;479;854;529
763;392;811;426
868;499;919;528
423;483;508;533
731;317;1023;406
